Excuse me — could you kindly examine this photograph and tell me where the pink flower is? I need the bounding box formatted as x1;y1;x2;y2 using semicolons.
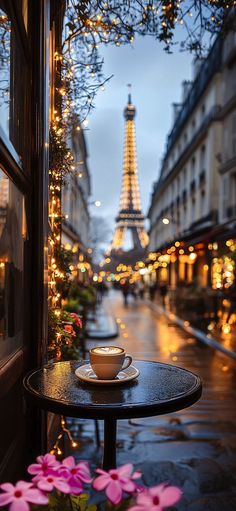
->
28;453;60;476
64;324;75;335
0;481;48;511
128;483;182;511
60;456;91;495
34;473;71;494
70;313;82;328
93;464;141;505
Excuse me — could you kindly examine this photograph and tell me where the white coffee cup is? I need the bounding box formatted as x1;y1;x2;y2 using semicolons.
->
89;346;132;379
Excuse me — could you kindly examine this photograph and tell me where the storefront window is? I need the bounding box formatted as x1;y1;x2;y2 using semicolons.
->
0;8;11;138
0;167;24;366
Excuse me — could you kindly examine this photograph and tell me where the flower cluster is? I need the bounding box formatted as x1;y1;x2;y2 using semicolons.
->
0;453;182;511
48;308;83;360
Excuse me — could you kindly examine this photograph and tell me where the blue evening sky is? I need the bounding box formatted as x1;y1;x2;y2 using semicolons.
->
86;35;194;237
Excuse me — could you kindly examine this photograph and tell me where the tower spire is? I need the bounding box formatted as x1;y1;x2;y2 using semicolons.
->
127;83;132;104
110;93;149;251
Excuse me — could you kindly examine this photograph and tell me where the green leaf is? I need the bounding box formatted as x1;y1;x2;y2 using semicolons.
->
70;493;90;511
86;505;97;511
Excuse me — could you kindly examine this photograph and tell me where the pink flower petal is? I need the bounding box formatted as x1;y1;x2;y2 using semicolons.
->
159;486;182;507
36;456;44;464
24;489;48;505
16;482;33;491
45;454;56;464
54;479;71;494
0;483;14;493
95;468;107;475
117;464;133;477
121;480;136;493
67;480;83;496
27;464;41;475
10;500;29;511
93;475;110;491
77;467;91;483
128;507;145;511
132;471;142;480
0;494;14;506
137;492;153;506
37;480;53;492
106;480;122;505
149;484;166;497
62;456;75;469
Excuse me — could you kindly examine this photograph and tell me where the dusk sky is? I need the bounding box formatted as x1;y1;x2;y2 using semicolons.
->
86;35;194;243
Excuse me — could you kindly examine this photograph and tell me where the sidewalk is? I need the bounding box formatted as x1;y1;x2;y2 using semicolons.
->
67;291;236;511
86;303;118;340
146;298;236;361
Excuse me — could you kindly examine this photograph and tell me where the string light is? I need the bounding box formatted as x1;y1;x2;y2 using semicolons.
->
50;416;78;457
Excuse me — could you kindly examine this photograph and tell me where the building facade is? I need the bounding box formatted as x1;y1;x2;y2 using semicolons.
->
62;122;91;253
148;27;236;290
61;122;92;283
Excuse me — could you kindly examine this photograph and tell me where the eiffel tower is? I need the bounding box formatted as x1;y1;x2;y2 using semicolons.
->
110;90;149;252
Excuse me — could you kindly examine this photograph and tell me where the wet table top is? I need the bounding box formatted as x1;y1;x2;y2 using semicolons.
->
23;360;202;420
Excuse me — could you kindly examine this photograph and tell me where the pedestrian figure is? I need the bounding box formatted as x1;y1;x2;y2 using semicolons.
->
160;282;168;308
149;282;156;301
122;280;130;306
137;280;145;299
131;282;138;300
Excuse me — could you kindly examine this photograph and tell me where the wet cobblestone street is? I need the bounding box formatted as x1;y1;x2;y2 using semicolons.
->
69;291;236;510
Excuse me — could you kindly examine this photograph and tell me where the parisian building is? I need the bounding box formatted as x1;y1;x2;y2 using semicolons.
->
62;122;92;282
148;26;236;291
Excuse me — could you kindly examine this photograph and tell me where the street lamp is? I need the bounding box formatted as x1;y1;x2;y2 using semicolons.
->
162;217;170;225
162;217;177;225
89;200;102;208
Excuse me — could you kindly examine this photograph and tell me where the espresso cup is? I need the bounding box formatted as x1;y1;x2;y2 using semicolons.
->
89;346;132;380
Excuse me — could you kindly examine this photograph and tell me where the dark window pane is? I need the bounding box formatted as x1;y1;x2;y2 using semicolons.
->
0;167;24;365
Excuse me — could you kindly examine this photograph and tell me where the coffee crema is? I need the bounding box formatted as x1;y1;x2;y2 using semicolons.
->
92;346;123;354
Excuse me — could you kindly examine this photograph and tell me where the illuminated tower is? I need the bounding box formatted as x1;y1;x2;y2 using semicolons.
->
111;92;149;251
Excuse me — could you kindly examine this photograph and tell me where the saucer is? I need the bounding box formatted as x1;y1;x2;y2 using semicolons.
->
75;364;139;385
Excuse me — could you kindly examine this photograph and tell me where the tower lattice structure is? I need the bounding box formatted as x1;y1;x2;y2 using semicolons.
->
111;94;149;251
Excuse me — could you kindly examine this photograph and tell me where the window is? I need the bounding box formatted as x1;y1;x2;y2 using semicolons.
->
191;198;196;223
200;189;206;216
191;119;196;135
0;8;11;138
183;167;187;183
200;145;206;171
191;157;196;181
183;205;187;228
222;175;229;219
0;3;30;166
0;168;25;366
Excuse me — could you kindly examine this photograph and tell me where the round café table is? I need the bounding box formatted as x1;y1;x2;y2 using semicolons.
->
23;360;202;469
